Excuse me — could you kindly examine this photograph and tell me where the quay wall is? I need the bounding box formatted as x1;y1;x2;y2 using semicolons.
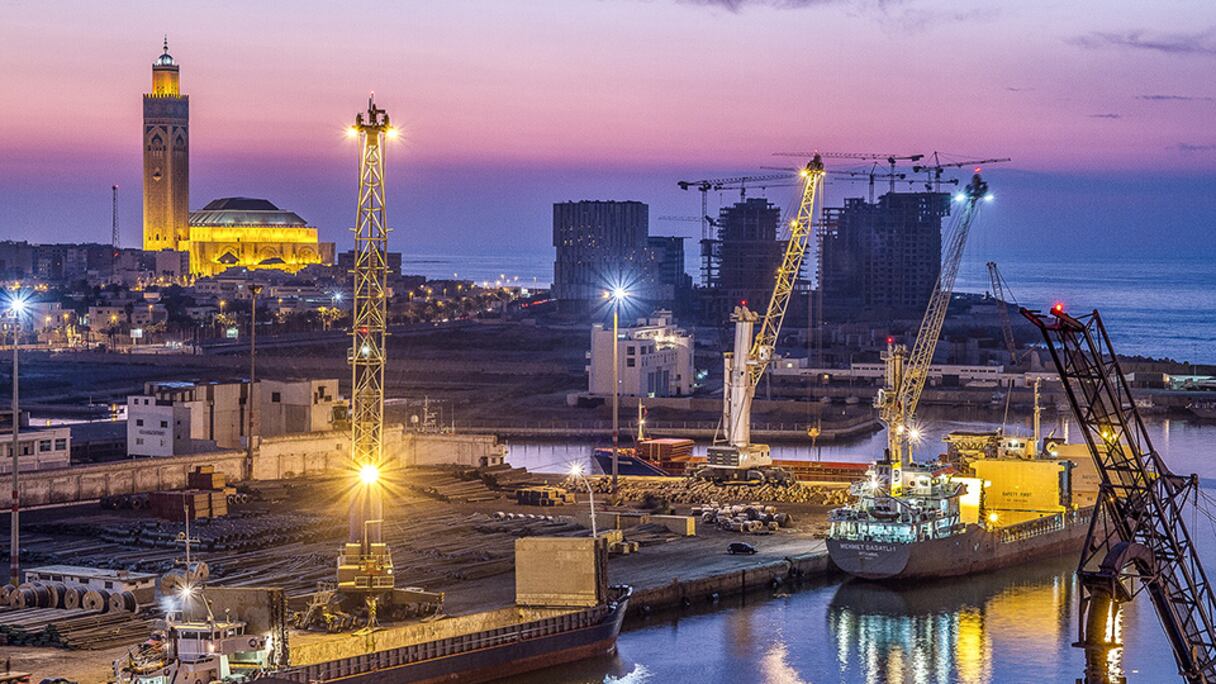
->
0;429;501;508
625;551;837;617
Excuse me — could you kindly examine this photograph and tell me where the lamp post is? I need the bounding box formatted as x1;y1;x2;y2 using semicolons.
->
569;463;597;538
246;285;262;482
7;294;27;586
606;287;629;493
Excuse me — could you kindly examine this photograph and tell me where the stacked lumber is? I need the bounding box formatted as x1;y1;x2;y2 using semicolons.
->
515;486;575;507
149;489;229;520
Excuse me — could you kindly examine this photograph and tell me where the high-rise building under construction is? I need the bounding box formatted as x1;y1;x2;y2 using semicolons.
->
819;191;949;321
698;197;785;324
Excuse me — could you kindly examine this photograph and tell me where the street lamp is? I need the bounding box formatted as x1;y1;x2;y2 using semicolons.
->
568;463;597;538
246;285;262;481
6;292;28;586
604;287;630;492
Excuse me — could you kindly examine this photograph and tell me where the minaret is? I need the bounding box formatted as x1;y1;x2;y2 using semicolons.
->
142;36;190;251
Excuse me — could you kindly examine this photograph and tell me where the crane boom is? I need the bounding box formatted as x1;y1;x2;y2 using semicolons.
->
987;261;1018;359
749;157;825;387
877;173;989;486
704;155;825;483
1024;306;1216;682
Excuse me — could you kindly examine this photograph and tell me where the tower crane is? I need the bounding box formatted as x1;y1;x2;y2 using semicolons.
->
986;261;1019;361
677;173;796;240
1023;305;1216;683
912;153;1011;192
694;155;826;484
875;173;991;495
774;152;924;193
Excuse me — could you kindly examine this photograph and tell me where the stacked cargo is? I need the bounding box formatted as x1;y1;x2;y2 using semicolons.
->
515;486;576;507
149;489;228;521
187;465;227;490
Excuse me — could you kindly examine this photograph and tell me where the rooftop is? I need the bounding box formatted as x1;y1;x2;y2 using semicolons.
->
190;197;310;228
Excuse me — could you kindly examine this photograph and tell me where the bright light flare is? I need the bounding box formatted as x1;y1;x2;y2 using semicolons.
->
983;194;995;203
952;192;967;203
568;463;585;477
907;427;922;444
7;294;28;316
345;125;359;139
359;463;380;485
386;126;400;140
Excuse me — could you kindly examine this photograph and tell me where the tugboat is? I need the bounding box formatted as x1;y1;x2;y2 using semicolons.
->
114;588;272;683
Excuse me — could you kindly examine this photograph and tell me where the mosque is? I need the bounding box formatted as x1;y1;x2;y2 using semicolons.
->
142;39;334;278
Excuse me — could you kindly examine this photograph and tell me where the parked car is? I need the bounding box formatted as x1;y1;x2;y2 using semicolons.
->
727;541;757;555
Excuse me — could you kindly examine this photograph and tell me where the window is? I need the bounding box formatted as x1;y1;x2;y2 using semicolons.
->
136;418;144;427
104;581;113;589
626;358;636;368
135;438;143;446
272;392;282;403
627;346;636;356
54;438;67;450
160;420;168;428
38;440;52;452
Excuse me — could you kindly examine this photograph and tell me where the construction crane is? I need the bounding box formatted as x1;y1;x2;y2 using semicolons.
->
775;152;923;193
986;261;1019;360
677;173;797;240
912;153;1011;192
111;185;121;271
695;155;826;484
1023;305;1216;682
875;173;991;495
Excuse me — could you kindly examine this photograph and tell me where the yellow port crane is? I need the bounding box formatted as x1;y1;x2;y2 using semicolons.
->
875;173;992;496
696;155;826;484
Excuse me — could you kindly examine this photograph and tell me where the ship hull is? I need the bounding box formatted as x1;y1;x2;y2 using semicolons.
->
260;589;630;684
827;510;1091;580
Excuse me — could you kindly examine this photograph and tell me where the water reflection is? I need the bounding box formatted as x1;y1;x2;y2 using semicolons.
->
827;556;1075;683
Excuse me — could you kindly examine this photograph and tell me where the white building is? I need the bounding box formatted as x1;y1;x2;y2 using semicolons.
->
587;310;693;398
0;411;71;473
127;378;342;457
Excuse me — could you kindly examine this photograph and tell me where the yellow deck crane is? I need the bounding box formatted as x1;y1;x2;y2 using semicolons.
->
875;173;992;495
695;155;826;484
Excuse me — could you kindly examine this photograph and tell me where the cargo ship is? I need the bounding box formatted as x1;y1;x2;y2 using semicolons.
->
117;585;632;684
826;456;1091;580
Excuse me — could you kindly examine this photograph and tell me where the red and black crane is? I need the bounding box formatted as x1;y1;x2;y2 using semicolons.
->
1024;305;1216;683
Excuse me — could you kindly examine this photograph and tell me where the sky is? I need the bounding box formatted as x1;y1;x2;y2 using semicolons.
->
1;0;1215;264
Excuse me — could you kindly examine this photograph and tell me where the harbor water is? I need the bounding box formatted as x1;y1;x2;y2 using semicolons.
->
505;416;1216;683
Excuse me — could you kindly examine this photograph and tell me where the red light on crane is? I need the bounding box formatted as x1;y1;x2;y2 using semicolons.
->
740;299;748;307
1051;302;1065;315
886;336;895;345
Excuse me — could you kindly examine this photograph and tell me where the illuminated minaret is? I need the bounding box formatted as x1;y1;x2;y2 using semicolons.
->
142;36;190;251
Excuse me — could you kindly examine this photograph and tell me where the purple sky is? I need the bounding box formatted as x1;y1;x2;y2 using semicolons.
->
1;0;1214;260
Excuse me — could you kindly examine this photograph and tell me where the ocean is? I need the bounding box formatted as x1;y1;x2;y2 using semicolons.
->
405;250;1216;364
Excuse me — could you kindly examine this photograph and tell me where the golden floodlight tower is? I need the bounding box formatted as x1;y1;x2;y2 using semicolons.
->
338;96;395;603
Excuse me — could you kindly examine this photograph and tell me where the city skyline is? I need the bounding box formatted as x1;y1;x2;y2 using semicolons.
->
1;0;1214;259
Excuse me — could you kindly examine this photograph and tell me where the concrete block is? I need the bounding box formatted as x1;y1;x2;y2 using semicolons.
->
515;537;606;608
